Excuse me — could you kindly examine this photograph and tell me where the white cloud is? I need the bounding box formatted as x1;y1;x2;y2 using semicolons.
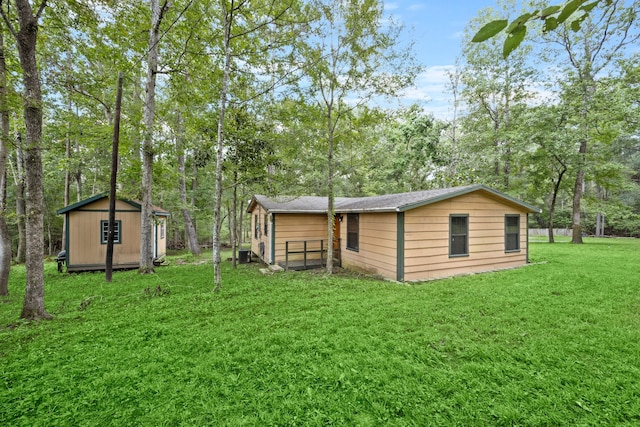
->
450;30;464;40
398;66;456;118
402;65;566;120
384;2;400;11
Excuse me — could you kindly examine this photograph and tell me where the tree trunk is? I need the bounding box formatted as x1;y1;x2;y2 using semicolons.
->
106;72;123;283
547;157;567;243
238;197;244;246
326;104;334;275
571;139;587;244
176;112;200;256
62;116;70;250
231;171;238;268
74;168;82;201
0;29;11;296
13;0;50;320
140;0;165;273
446;67;460;182
14;141;26;264
61;50;73;253
227;203;236;268
213;4;233;292
46;221;52;255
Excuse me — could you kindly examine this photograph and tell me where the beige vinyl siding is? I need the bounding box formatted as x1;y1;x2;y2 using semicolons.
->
341;212;397;279
273;214;327;263
155;218;167;257
67;208;141;268
403;192;528;281
85;198;141;211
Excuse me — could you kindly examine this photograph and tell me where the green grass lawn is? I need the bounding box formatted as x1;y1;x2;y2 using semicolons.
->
1;239;639;426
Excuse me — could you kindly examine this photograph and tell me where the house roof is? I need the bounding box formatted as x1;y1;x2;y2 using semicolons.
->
248;185;540;214
247;195;352;214
56;193;170;216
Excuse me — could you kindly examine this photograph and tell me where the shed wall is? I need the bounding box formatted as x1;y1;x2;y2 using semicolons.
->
154;217;167;258
67;209;141;269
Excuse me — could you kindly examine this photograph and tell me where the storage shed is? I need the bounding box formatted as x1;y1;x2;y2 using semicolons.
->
247;185;540;281
57;194;170;272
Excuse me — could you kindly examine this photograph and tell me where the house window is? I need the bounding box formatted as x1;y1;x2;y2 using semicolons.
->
101;220;121;244
264;214;268;236
505;215;520;252
254;214;259;239
160;220;165;239
449;214;468;257
347;213;359;251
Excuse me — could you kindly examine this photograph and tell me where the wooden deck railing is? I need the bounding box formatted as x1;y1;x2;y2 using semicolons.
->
284;239;341;270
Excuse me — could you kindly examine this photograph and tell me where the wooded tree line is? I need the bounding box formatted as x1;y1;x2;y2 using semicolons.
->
0;0;638;318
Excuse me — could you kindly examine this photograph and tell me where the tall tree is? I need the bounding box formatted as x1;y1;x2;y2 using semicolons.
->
106;72;123;283
472;0;614;58
210;0;308;291
0;24;11;296
12;134;26;263
300;0;419;274
212;0;234;290
445;63;462;183
544;1;639;243
461;2;536;191
0;0;50;319
381;106;449;191
519;104;575;242
472;0;640;243
140;0;169;273
175;111;201;256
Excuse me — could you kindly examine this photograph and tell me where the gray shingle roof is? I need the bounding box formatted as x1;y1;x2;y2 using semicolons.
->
252;195;334;213
249;185;540;214
56;193;170;216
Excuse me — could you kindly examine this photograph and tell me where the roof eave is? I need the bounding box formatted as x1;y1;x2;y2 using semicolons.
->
56;192;108;215
246;196;260;213
396;184;540;213
336;207;398;213
268;209;327;214
57;193;171;216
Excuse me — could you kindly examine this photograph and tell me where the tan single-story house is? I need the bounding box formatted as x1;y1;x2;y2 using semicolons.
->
57;194;170;272
247;184;540;282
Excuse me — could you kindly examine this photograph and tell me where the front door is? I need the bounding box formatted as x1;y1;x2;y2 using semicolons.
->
333;215;341;266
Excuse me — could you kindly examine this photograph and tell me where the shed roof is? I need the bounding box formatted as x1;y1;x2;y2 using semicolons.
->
248;185;540;214
56;193;170;216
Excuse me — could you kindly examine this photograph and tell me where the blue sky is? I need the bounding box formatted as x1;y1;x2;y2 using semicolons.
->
384;0;503;118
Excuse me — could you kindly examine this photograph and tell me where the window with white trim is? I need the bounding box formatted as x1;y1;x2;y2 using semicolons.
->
101;220;121;244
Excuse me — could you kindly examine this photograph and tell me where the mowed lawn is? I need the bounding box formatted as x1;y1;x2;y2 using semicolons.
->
1;238;639;426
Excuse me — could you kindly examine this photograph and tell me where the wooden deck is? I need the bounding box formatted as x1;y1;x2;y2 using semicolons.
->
279;259;323;271
281;239;341;271
278;258;340;271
